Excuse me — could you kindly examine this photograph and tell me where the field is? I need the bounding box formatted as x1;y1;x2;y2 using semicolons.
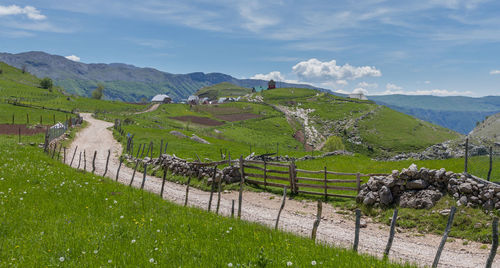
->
0;135;411;267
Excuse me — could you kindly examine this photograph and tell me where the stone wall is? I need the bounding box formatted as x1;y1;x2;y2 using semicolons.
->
124;154;241;184
357;164;500;210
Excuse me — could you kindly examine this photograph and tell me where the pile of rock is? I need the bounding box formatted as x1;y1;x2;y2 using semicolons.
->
357;164;500;210
124;154;241;184
387;139;489;161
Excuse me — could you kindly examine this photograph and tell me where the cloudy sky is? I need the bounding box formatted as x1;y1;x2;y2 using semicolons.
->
1;0;500;97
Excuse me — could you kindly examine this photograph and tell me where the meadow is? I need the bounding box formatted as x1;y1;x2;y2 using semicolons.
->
0;135;413;267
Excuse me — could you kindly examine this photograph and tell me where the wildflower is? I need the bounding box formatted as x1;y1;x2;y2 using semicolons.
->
154;247;158;251
228;263;233;267
120;215;124;219
149;258;155;263
131;239;136;243
287;261;293;266
93;250;98;254
105;198;108;201
108;260;112;263
311;260;317;265
226;230;230;233
156;229;160;233
229;227;232;230
59;257;65;262
19;197;23;200
114;200;117;204
82;251;86;254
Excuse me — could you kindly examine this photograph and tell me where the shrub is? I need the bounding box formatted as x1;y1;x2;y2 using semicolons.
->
91;84;104;99
0;68;3;74
322;136;345;151
40;77;53;90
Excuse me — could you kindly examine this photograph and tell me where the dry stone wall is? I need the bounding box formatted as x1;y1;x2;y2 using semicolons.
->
357;164;500;210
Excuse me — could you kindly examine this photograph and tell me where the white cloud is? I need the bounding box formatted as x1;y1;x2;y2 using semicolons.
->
376;88;474;96
424;80;431;84
352;88;368;95
0;5;46;20
334;89;351;94
336;80;348;86
358;82;378;88
490;70;500;75
386;83;403;90
250;71;299;84
65;55;80;62
292;58;381;82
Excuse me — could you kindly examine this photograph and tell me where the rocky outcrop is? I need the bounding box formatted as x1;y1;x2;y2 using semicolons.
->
170;130;188;139
387;139;489;161
357;164;500;210
190;134;210;144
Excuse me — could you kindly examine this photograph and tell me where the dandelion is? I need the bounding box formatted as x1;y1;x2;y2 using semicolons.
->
227;263;233;267
131;239;136;243
311;260;317;265
149;258;155;263
59;257;65;262
287;261;293;266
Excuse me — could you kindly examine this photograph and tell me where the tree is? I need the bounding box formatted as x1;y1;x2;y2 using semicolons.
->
322;136;345;152
40;77;53;90
91;84;104;99
21;64;27;74
0;68;3;74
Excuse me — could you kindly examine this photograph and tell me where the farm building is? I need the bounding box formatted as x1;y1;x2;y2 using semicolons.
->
268;79;276;89
200;97;210;104
151;94;172;103
187;95;200;105
348;93;368;100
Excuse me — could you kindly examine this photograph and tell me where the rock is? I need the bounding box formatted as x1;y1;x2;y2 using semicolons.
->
363;192;376;206
360;219;367;228
190;134;210;144
458;183;473;194
407;164;418;176
459;196;467;206
474;223;482;229
399;190;443;209
381;176;396;188
406;179;428;190
439;209;451;216
170;130;188;138
367;177;381;191
379;186;393;206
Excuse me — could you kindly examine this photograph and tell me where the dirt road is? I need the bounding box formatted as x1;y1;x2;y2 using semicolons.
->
135;103;160;114
67;113;497;268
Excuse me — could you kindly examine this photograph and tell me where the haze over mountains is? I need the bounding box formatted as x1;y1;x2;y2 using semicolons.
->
0;51;325;102
1;51;498;135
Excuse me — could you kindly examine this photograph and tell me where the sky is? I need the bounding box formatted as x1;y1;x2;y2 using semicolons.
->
0;0;500;97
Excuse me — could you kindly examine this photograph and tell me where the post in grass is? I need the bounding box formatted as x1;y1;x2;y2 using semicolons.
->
384;208;399;259
238;155;244;219
140;163;148;190
77;151;82;169
311;200;322;241
184;176;191;207
103;149;111;176
275;186;287;230
160;166;167;198
464;137;469;174
129;160;139;187
116;157;123;181
216;174;224;215
432;206;457;268
92;151;97;174
208;165;217;212
353;209;361;252
485;217;499;268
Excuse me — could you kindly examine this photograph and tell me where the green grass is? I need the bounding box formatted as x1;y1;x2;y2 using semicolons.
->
0;136;412;267
195;82;251;99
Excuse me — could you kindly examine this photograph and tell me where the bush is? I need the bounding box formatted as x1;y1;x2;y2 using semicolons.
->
322;136;345;151
91;84;104;99
0;69;3;74
40;77;53;90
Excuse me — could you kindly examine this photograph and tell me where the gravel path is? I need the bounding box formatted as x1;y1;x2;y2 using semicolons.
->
135;103;160;114
67;113;496;268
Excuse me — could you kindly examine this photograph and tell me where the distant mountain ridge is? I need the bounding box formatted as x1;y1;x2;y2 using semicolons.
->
0;51;331;102
369;95;500;134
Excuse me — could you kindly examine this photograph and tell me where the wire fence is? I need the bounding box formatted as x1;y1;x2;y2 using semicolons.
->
465;138;500;182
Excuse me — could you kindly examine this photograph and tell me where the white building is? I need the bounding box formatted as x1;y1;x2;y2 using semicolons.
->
151;94;172;103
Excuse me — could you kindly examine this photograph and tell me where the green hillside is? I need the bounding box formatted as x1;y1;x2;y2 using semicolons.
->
195;82;251;99
470;112;500;143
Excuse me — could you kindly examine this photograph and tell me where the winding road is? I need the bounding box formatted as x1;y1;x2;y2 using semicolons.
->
67;113;497;268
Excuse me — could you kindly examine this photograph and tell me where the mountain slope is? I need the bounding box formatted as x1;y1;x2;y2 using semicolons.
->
195;82;251;99
0;51;334;102
369;95;500;134
469;112;500;143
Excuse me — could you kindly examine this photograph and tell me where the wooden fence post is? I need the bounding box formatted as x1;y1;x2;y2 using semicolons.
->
140;143;146;158
83;150;87;171
159;139;163;158
129;160;139;187
208;165;217;212
231;199;235;218
160;166;167;197
384;208;399;258
264;161;267;189
488;146;493;181
145;142;151;158
292;160;297;194
77;151;82;169
26;113;29;124
353;209;361;252
70;146;78;166
311;200;322;241
18;127;21;144
216;174;224;215
12;113;14;124
356;173;361;193
63;147;66;164
136;143;142;158
149;142;153;159
164;142;168;154
432;206;457;268
115;158;123;181
464;138;469;173
184;176;191;206
103;149;110;176
92;151;97;174
140;163;148;190
324;166;328;201
51;143;57;159
57;145;62;161
238;156;244;219
275;187;287;230
486;217;499;268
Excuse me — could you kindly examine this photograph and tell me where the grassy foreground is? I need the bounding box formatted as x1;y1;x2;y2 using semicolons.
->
0;136;411;267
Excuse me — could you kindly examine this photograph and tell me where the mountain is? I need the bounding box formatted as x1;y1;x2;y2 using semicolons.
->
369;95;500;134
469;112;500;143
0;51;334;102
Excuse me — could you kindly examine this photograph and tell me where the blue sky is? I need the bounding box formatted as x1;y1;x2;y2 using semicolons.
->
1;0;500;97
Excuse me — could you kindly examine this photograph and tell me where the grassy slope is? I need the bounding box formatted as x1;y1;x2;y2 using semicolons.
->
195;82;251;99
0;135;410;267
470;112;500;143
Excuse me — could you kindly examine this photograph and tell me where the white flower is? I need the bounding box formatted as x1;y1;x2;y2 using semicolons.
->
19;197;23;200
156;229;160;233
120;215;124;219
82;251;86;254
154;247;158;251
226;230;230;233
150;218;153;222
149;258;155;263
229;227;232;230
227;263;233;267
105;198;108;201
59;257;65;262
131;239;136;243
287;261;293;266
311;260;317;265
93;250;98;254
113;200;117;204
108;260;112;263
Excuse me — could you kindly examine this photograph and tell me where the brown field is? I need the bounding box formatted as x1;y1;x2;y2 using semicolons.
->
169;116;224;126
0;124;48;135
214;113;261;122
